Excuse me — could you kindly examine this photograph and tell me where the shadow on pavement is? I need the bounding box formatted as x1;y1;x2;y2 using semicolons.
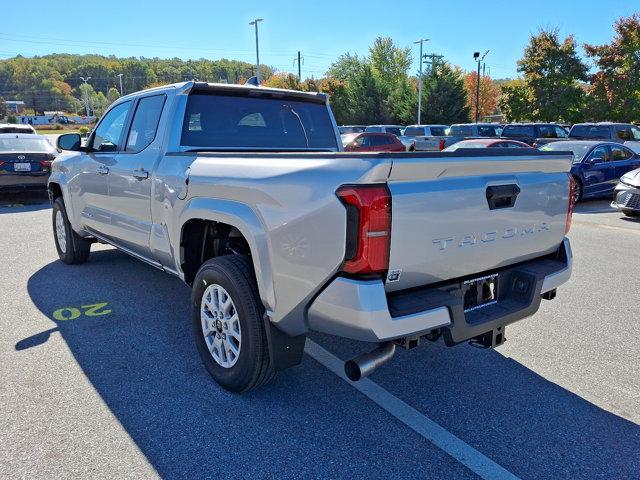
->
0;191;50;213
20;250;640;479
573;198;616;215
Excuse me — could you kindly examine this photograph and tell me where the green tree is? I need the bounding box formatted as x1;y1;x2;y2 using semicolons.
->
0;97;6;118
498;79;532;122
263;73;301;90
106;87;121;105
584;13;640;122
421;64;470;124
518;29;588;122
346;64;384;124
327;53;365;82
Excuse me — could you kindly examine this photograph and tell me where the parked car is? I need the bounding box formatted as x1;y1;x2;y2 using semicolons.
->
501;123;569;147
0;123;37;134
400;125;450;151
338;125;366;135
568;123;640;152
443;139;531;151
342;132;405;152
0;134;57;192
444;123;504;147
364;124;404;136
540;140;640;202
51;81;573;392
612;168;640;217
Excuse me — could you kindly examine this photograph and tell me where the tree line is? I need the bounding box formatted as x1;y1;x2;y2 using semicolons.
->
0;13;637;124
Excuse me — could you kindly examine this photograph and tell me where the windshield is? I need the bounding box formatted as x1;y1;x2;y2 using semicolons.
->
181;93;338;150
0;137;55;153
341;133;359;146
540;142;592;163
450;125;473;136
570;125;609;139
503;125;535;137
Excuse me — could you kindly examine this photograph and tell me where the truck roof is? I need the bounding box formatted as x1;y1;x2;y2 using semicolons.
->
118;81;328;103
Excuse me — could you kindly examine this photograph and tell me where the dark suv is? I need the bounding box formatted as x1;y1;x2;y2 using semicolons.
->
569;123;640;145
501;123;568;147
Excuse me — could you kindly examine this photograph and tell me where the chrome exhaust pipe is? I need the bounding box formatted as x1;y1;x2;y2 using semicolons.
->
344;342;396;381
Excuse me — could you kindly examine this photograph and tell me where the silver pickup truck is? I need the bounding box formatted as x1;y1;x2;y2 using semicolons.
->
49;82;574;392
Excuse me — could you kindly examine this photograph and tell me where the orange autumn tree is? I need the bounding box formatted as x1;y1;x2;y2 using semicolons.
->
464;71;500;120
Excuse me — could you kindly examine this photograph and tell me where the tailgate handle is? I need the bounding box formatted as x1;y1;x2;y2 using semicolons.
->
486;184;520;210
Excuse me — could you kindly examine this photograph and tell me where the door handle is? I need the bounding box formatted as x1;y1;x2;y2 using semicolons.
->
97;165;109;175
132;168;149;180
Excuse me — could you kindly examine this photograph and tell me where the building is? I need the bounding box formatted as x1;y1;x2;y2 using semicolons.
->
5;100;26;114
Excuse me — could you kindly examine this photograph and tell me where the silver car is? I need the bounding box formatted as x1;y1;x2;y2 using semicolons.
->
612;168;640;217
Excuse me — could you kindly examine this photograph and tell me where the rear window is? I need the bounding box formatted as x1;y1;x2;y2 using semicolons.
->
403;127;424;136
477;126;499;137
0;126;34;134
0;137;55;153
385;127;403;136
502;125;535;137
450;125;473;136
430;127;448;136
570;125;610;139
181;93;338;150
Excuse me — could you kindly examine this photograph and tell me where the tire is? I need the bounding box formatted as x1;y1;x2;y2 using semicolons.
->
572;177;583;203
52;197;91;265
191;255;274;392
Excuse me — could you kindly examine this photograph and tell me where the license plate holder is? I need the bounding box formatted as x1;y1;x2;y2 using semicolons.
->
463;274;498;312
14;162;31;172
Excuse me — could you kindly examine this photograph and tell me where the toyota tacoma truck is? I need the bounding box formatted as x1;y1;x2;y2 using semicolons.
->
49;82;574;392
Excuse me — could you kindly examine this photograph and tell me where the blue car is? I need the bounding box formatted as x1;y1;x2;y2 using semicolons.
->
540;140;640;202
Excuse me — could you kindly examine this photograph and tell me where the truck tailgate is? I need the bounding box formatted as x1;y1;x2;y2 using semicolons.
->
385;150;573;292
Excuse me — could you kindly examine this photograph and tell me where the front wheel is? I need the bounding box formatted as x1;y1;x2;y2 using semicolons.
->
52;197;91;264
191;255;274;392
572;177;583;203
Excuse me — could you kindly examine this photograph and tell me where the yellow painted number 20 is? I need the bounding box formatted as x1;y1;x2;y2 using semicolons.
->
53;302;112;321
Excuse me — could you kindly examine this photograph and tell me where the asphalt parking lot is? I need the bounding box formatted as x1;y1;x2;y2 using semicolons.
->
0;192;639;479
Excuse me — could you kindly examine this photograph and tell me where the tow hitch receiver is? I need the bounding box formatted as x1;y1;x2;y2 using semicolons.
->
470;326;506;349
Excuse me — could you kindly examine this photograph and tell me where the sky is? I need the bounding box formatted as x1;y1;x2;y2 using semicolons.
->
1;0;638;79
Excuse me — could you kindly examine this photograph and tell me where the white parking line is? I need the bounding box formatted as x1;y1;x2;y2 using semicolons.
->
305;340;521;480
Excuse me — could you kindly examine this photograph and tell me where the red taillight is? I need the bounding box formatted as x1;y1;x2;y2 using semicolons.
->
40;160;52;168
439;139;445;150
0;161;4;166
566;175;575;234
336;185;391;275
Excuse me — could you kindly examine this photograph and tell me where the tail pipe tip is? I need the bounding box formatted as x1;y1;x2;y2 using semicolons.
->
344;341;396;381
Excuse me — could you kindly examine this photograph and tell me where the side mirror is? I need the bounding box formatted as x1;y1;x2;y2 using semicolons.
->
57;133;82;151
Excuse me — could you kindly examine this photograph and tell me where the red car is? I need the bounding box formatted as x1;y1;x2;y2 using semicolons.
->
342;132;406;152
444;138;532;151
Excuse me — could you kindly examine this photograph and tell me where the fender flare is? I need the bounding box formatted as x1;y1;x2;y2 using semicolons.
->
177;197;276;313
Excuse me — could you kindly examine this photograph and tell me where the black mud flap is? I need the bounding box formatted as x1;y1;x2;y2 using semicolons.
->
263;315;306;372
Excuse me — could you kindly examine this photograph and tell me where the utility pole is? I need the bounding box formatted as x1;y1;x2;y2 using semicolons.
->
249;18;263;84
413;38;429;125
79;76;91;116
473;50;489;123
294;51;303;81
117;73;124;96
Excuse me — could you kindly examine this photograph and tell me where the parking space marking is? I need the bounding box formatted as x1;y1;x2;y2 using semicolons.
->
52;302;112;321
305;340;521;480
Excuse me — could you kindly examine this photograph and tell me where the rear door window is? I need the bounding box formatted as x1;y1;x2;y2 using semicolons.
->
537;125;556;138
477;126;498;137
450;125;473;136
126;94;166;153
403;127;424;136
430;127;447;136
385;127;402;136
610;145;633;161
181;93;338;150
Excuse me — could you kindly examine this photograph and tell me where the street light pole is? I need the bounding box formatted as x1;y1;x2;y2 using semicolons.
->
414;38;429;125
473;50;489;123
79;76;92;116
249;18;263;84
117;73;124;96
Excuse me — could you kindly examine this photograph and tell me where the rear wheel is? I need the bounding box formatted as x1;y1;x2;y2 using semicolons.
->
191;255;274;392
572;177;583;203
52;197;91;264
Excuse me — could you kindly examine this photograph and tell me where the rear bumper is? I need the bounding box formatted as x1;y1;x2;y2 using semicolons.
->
0;172;50;191
307;238;572;343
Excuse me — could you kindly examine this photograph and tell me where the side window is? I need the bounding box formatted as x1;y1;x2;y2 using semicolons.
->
538;125;556;138
554;126;568;138
587;145;610;162
478;126;496;137
616;128;633;141
126;95;166;153
611;145;633;161
91;101;131;152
